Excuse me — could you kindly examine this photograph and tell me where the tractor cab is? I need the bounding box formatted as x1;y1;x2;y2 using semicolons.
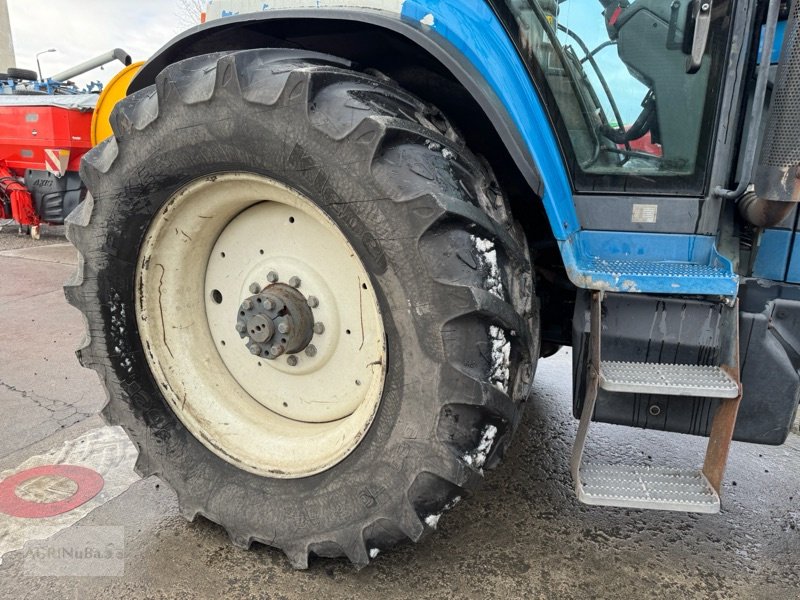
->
500;0;725;193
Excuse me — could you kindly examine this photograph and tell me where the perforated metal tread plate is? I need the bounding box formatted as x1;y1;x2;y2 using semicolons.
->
584;258;732;279
599;361;740;398
577;464;720;513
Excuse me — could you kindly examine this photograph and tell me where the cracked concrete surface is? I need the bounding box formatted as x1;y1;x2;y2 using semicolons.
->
0;237;103;459
0;231;797;599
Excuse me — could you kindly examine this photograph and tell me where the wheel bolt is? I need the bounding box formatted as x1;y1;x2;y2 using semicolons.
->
305;344;317;357
248;344;261;355
259;296;274;310
278;322;290;334
235;321;246;333
313;322;325;335
307;296;319;308
287;356;298;367
242;299;253;310
289;276;301;288
270;345;285;357
249;282;261;294
267;271;279;283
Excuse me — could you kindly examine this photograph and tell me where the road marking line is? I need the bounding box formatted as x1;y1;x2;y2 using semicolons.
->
0;426;139;564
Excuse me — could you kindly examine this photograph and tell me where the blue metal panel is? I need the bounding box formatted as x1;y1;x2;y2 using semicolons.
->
576;231;718;263
559;231;738;296
753;228;792;280
785;233;800;283
759;20;787;64
399;0;578;240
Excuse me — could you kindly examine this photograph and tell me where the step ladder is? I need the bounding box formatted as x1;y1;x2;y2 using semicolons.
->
570;291;743;514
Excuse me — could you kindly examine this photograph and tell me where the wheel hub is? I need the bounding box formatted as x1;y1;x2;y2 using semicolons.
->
237;281;317;360
136;173;386;478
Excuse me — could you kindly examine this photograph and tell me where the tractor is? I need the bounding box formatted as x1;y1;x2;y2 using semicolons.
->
65;0;800;568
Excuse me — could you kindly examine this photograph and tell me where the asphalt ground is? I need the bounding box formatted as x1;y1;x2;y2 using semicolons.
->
0;228;797;599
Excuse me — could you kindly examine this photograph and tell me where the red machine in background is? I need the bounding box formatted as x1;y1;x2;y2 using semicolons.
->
0;95;95;238
0;49;135;238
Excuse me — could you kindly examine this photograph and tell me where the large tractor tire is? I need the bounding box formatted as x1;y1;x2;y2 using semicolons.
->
66;49;538;568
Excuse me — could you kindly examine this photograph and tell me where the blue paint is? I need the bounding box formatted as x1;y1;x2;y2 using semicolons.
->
785;233;800;284
759;20;786;65
559;231;738;297
753;228;793;281
577;231;718;262
399;0;578;240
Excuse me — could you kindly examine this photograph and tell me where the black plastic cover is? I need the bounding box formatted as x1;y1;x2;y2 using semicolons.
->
24;170;84;224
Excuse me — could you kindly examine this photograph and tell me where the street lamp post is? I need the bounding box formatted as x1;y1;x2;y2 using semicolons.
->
35;48;56;81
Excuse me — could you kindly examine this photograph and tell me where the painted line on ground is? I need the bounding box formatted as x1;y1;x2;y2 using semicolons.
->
0;425;139;564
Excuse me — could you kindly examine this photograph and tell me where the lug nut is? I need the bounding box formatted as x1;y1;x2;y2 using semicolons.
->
267;271;279;283
259;295;274;310
307;296;319;308
270;345;285;357
288;276;301;288
305;344;317;357
313;322;325;335
287;356;298;367
248;344;261;355
242;299;253;311
278;322;291;334
235;321;246;333
249;282;261;294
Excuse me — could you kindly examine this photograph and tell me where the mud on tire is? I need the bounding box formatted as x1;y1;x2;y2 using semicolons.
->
65;49;539;568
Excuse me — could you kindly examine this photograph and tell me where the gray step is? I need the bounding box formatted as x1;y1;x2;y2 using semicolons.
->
599;361;739;398
577;464;720;513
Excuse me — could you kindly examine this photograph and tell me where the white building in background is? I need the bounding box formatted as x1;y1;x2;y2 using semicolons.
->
0;0;15;70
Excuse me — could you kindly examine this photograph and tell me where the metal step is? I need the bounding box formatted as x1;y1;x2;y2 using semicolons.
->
577;464;720;513
580;256;738;296
599;361;740;398
570;292;742;514
585;258;732;280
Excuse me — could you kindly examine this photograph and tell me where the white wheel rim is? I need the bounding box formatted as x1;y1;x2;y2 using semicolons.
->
135;173;386;478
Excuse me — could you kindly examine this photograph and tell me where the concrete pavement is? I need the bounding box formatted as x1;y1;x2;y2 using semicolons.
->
0;231;797;599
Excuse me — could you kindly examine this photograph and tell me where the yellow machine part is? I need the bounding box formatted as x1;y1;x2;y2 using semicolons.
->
91;61;144;146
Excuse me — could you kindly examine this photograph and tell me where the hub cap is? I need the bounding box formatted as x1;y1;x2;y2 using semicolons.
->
236;283;315;359
135;173;387;478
